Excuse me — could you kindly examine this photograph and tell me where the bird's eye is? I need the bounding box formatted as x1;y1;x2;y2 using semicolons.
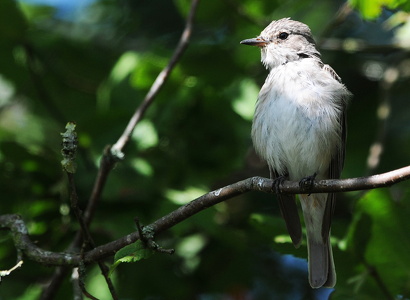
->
278;32;289;40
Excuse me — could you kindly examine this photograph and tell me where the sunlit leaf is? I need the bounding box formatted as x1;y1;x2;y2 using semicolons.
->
132;119;158;150
109;241;154;276
131;157;153;176
111;52;141;84
97;51;141;111
165;186;207;205
175;234;207;273
349;0;410;19
232;79;259;121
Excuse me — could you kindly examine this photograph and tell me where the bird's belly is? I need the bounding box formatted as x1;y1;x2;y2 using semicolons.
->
252;95;339;180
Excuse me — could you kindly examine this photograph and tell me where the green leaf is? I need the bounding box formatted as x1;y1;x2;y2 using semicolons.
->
349;0;383;19
109;241;155;276
232;79;259;121
351;189;410;295
132;119;159;150
349;0;410;19
97;51;141;111
165;186;208;205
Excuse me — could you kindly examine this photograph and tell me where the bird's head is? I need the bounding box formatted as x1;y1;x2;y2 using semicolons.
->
241;18;320;70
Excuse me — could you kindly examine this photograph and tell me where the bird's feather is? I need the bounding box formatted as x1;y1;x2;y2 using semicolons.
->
271;169;302;248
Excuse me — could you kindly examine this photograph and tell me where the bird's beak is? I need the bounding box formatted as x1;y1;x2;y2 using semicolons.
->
240;37;268;47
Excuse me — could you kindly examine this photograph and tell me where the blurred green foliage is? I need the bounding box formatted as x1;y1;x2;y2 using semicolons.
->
349;0;410;19
1;0;410;299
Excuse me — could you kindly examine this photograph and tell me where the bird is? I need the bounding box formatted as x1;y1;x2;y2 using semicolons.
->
240;18;351;288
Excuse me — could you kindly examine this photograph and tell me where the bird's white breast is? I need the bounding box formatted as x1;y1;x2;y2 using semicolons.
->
252;59;346;180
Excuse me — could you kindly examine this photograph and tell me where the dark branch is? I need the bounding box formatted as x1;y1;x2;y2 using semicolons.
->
2;165;410;267
81;0;201;247
67;172;119;300
40;1;201;296
0;214;77;265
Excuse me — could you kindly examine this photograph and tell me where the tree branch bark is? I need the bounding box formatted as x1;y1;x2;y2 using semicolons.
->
2;165;410;267
40;1;201;297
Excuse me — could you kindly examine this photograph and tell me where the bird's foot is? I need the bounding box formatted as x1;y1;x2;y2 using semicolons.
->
271;175;287;194
299;172;317;194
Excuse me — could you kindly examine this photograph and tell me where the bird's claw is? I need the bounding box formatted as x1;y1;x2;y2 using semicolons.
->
271;175;287;194
299;173;317;194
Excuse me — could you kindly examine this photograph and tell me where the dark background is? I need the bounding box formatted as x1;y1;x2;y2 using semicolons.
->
1;0;410;299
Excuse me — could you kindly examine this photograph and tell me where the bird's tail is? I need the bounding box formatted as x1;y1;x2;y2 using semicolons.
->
300;193;336;288
306;230;336;288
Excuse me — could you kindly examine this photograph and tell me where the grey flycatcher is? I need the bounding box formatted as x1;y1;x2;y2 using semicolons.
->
241;18;351;288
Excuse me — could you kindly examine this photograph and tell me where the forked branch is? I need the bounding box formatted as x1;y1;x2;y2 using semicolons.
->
1;165;409;267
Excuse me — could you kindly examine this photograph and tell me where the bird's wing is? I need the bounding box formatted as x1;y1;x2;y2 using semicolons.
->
271;168;302;248
322;63;348;240
323;63;342;83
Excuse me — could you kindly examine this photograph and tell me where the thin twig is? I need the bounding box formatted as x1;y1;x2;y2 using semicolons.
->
77;262;99;300
0;260;23;281
67;172;118;300
71;268;83;300
111;0;200;154
84;146;116;226
67;173;90;242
